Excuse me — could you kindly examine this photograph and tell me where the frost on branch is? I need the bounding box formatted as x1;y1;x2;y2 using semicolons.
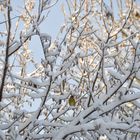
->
0;0;140;140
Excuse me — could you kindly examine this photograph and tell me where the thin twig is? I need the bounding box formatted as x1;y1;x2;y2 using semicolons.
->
0;3;11;101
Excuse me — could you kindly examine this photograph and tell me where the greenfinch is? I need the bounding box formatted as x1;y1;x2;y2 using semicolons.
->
68;95;76;106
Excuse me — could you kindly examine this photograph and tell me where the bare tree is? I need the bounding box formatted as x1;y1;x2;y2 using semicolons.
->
0;0;140;139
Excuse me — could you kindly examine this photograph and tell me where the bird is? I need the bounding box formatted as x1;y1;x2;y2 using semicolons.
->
68;95;76;106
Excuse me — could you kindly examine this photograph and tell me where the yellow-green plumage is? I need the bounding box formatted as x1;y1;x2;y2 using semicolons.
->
68;95;76;106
